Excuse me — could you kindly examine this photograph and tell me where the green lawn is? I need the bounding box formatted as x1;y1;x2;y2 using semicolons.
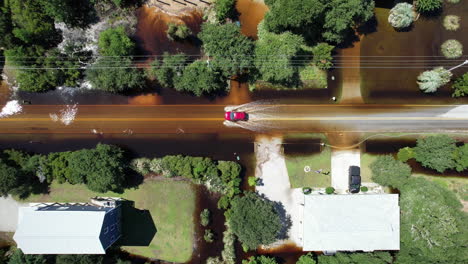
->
20;180;196;263
360;152;377;183
286;147;331;188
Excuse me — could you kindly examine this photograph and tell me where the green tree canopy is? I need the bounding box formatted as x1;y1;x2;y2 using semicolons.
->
0;160;20;196
388;3;415;29
85;57;145;93
98;26;135;56
0;0;16;49
396;177;467;264
228;192;282;250
414;135;457;173
55;254;103;264
318;252;392;264
198;23;255;77
174;60;227;96
416;0;443;14
39;0;97;28
451;72;468;97
417;67;452;93
254;29;305;86
263;0;374;44
147;53;188;88
370;155;412;189
214;0;237;22
7;249;47;264
311;43;334;69
243;255;278;264
297;253;316;264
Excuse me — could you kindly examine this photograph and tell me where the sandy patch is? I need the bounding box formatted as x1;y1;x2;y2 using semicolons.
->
255;136;304;248
331;149;360;193
0;196;25;232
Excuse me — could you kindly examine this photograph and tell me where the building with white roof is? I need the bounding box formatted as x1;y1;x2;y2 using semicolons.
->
303;194;400;252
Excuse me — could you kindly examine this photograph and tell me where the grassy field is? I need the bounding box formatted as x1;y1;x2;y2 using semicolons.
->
286;146;331;188
20;180;196;263
360;152;377;183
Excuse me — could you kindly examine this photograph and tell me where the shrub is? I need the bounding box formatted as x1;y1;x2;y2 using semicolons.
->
149;158;163;174
311;43;334;70
204;229;215;243
415;0;443;14
452;72;468;97
214;0;237;22
243;255;279;264
397;147;415;162
443;15;460;31
228;192;282;250
166;22;192;41
414;135;457;173
98;26;135;56
248;176;258;187
297;253;316;264
370;155;411;189
218;195;231;210
200;209;211;227
361;186;369;192
0;160;21;196
441;39;463;59
325;186;335;194
417;67;452;93
302;187;312;195
388;3;415;29
130;158;151;175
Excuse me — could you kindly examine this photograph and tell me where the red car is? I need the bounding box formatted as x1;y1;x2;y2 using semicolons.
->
225;111;248;121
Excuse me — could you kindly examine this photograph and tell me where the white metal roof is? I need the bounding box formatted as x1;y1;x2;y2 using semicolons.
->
14;207;106;254
303;194;400;252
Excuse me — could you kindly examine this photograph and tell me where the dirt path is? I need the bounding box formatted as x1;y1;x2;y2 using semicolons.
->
339;37;364;104
254;136;304;248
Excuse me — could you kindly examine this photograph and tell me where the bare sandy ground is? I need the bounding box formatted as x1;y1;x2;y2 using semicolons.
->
0;196;25;232
331;149;361;193
255;136;304;248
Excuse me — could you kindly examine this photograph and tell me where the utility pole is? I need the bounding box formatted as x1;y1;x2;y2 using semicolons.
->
449;60;468;71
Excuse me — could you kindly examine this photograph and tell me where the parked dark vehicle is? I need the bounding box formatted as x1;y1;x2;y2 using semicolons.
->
349;166;361;193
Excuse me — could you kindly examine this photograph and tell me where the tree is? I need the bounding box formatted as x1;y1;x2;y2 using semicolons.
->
311;43;334;69
200;208;211;227
441;39;463;59
198;23;254;77
0;160;20;196
322;0;375;43
166;22;192;41
7;0;60;47
370;155;411;189
228;192;282;250
388;3;415;29
297;253;316;264
263;0;374;45
451;72;468;97
55;254;103;264
0;1;16;49
318;252;392;264
243;255;278;264
417;67;452;93
413;135;457;173
98;26;135;56
39;0;96;28
396;177;467;264
415;0;443;14
204;229;215;243
7;249;47;264
255;30;305;86
174;60;227;96
147;53;188;88
214;0;237;22
453;143;468;172
85;57;145;93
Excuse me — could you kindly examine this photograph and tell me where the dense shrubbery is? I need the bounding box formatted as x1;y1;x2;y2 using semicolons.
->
174;60;227;96
228;192;282;250
166;22;192;41
318;252;393;264
452;73;468;97
263;0;375;45
417;67;452;93
325;186;335;194
98;26;135;57
214;0;237;23
388;3;415;29
147;53;187;88
200;209;211;227
413;135;457;173
296;253;316;264
397;146;415;162
370;155;411;189
311;43;334;70
440;39;463;59
243;255;278;264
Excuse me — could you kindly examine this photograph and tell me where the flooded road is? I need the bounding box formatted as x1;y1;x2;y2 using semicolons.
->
3;104;468;134
236;0;269;39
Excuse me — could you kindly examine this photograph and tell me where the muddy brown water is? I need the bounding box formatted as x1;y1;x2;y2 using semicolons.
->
361;3;468;104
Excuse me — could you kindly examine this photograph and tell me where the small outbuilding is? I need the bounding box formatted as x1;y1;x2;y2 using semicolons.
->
303;194;399;252
14;197;121;254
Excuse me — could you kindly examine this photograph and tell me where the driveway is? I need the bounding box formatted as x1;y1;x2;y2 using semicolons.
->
331;149;360;193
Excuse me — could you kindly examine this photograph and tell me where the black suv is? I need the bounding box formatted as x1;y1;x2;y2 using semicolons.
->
349;166;361;193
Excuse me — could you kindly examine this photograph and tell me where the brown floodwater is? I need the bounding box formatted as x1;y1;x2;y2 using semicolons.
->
236;0;269;39
361;3;468;104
